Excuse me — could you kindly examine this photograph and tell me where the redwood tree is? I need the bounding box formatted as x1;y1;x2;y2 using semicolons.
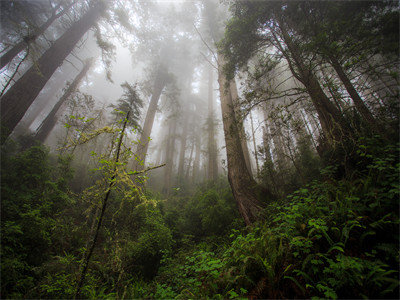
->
0;0;77;70
0;1;105;139
35;59;93;143
133;65;169;171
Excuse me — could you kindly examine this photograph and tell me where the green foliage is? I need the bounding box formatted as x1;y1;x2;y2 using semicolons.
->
117;201;174;279
259;132;321;197
161;179;242;242
1;145;74;298
110;82;143;129
2;130;398;300
144;138;398;299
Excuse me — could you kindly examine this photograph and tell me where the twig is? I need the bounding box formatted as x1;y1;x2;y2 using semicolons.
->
74;111;131;299
0;48;29;97
193;23;218;64
200;51;218;70
130;163;166;175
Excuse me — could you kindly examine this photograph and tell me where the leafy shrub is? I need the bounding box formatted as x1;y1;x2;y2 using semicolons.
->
1;145;73;298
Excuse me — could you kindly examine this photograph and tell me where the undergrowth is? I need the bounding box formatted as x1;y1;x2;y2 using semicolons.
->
1;138;398;299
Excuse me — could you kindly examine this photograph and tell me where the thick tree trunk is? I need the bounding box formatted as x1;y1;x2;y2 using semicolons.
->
0;1;76;70
229;79;253;175
35;59;93;143
207;64;218;181
0;2;104;139
217;53;262;226
134;65;167;171
21;68;75;131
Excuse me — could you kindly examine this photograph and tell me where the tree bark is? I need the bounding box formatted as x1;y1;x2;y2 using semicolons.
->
162;116;177;194
0;1;76;70
275;25;350;145
21;68;75;131
177;115;188;179
207;63;218;181
217;52;262;225
329;56;384;135
0;2;104;139
192;133;201;183
262;125;273;164
35;58;93;143
133;65;167;171
185;139;195;178
249;111;260;176
229;79;253;175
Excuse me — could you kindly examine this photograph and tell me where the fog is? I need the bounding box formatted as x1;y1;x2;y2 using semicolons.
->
1;0;397;193
1;0;233;192
1;1;399;298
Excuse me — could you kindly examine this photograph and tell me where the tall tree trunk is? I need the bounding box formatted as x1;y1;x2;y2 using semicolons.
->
0;1;77;70
299;109;318;151
163;116;177;194
0;2;104;139
20;68;75;131
270;120;287;170
207;63;218;181
229;79;253;175
262;125;273;164
275;25;350;145
133;65;167;171
185;139;195;178
249;111;260;176
192;133;201;183
217;52;262;225
177;115;188;179
35;58;93;143
329;56;385;135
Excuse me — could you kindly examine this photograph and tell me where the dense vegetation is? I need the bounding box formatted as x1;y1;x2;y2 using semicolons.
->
1;133;399;299
1;0;399;299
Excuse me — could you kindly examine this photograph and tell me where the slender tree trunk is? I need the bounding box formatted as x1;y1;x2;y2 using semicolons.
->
249;111;260;176
0;2;104;139
270;120;287;170
262;125;273;164
35;59;93;143
0;1;77;69
134;65;167;171
192;133;201;183
217;52;262;225
163;116;176;194
75;110;130;299
21;68;74;130
177;115;188;179
185;139;195;178
207;63;218;181
299;109;318;151
276;25;350;145
329;56;385;135
155;145;163;166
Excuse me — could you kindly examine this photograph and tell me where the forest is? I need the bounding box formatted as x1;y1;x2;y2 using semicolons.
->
0;0;399;298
